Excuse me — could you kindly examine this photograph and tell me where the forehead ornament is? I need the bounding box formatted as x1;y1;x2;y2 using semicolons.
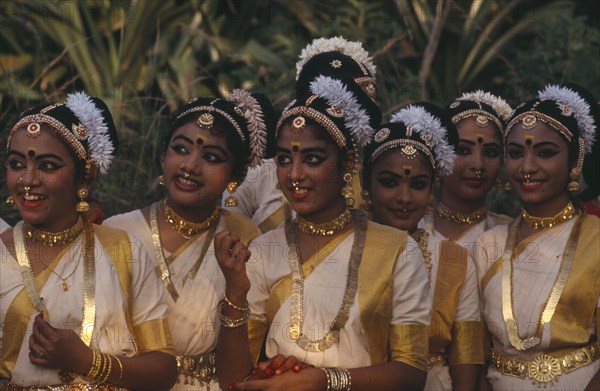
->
521;114;537;130
26;122;41;138
197;113;215;129
292;116;306;131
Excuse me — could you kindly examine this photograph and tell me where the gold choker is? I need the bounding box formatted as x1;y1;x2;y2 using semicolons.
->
521;202;577;229
436;202;487;224
296;208;352;236
23;217;84;247
163;201;221;238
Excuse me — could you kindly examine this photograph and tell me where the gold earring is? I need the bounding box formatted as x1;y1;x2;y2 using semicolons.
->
158;175;165;186
567;168;581;192
504;182;512;191
224;181;238;207
76;186;90;213
341;172;355;207
6;195;15;207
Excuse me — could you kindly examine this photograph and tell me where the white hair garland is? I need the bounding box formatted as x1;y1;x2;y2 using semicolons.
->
296;36;376;80
458;90;513;121
391;105;455;176
309;75;374;147
538;84;597;153
227;89;268;168
65;92;114;174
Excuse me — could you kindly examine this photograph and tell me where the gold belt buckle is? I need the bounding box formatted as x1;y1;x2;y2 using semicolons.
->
528;354;561;385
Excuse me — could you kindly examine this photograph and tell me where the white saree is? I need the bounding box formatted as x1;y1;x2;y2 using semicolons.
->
0;222;172;387
417;215;484;391
246;220;431;372
474;214;600;390
104;209;259;390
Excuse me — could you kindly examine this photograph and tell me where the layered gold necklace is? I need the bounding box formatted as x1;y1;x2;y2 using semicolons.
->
163;200;221;238
23;217;84;247
502;214;581;351
151;202;220;301
14;217;97;382
436;202;487;224
287;209;367;352
521;202;576;229
296;208;352;236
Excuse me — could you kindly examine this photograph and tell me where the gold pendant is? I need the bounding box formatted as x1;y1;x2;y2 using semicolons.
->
528;354;561;385
61;282;69;291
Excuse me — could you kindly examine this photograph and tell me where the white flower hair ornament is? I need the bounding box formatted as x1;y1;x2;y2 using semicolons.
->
296;36;376;80
66;92;115;174
391;105;456;176
227;89;268;168
458;90;513;122
538;84;597;153
309;75;375;148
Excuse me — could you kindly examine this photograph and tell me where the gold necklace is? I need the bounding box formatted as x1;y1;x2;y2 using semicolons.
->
411;228;432;284
296;208;352;236
23;217;84;247
436;202;487;224
502;215;581;350
287;209;367;352
163;200;221;238
14;217;96;381
521;202;576;229
151;202;220;301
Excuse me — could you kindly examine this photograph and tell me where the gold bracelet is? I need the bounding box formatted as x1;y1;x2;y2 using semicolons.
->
223;292;250;312
218;300;249;327
85;349;99;379
97;353;108;383
113;355;124;384
99;353;113;384
321;368;351;391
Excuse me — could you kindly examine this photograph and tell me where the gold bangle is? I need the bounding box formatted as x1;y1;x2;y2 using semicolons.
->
99;353;113;384
321;368;351;391
218;300;249;328
113;355;124;384
85;349;99;379
223;292;250;312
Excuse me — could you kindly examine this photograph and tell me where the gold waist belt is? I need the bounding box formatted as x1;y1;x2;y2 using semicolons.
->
0;382;126;391
490;344;599;386
175;351;217;386
428;352;448;369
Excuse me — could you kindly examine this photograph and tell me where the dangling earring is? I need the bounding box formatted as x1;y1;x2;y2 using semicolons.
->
341;172;355;207
224;181;238;207
158;175;165;186
567;168;581;192
6;195;15;207
504;182;512;191
76;186;90;213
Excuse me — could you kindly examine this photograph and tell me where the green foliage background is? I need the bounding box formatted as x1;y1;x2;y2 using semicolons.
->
1;0;599;224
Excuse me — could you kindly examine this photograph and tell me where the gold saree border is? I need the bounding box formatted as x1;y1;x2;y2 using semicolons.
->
448;320;484;365
223;210;260;246
429;240;468;354
549;215;600;352
389;324;429;371
258;205;285;234
134;318;174;355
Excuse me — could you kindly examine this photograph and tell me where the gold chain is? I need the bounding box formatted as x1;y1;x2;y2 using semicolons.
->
163;200;221;238
502;214;582;350
521;202;576;229
286;209;367;352
296;208;352;236
411;228;432;285
436;202;487;224
23;217;84;247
